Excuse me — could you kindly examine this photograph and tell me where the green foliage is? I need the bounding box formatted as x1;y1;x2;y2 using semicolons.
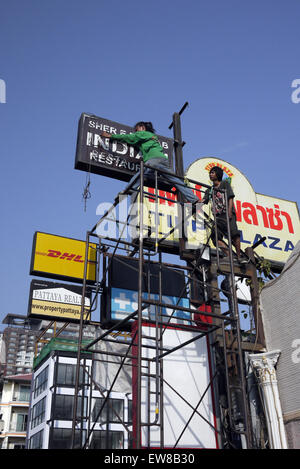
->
246;257;272;292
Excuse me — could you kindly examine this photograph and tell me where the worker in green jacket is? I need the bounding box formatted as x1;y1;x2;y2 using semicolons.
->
101;121;199;205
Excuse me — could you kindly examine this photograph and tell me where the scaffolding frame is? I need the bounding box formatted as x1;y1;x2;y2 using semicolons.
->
69;159;268;449
69;107;268;449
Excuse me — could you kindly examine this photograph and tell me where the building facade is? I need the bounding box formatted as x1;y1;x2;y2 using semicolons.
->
1;314;97;377
260;241;300;449
0;374;32;449
27;337;132;449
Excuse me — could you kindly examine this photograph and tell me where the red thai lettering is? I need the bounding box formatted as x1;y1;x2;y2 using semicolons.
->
266;205;284;231
256;205;270;228
281;210;294;234
194;184;203;201
242;202;258;225
147;187;177;206
234;200;294;234
234;200;242;222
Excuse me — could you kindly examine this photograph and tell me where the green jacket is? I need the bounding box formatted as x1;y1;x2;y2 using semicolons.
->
110;131;167;163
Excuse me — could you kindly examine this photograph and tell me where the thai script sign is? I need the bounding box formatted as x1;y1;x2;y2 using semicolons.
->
186;157;300;267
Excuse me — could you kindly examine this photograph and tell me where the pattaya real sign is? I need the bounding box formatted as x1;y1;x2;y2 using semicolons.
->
28;279;91;322
185;157;300;267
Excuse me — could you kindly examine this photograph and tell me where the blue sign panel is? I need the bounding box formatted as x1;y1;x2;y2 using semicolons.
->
111;287;190;324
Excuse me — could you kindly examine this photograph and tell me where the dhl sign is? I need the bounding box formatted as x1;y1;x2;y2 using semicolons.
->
30;232;97;283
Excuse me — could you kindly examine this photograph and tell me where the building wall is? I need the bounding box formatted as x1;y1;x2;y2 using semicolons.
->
27;351;132;449
0;377;31;449
260;241;300;449
3;328;41;376
2;323;97;377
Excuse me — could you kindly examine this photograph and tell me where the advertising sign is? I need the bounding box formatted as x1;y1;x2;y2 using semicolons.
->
109;287;190;324
75;113;174;181
28;279;91;322
185;157;300;268
101;255;191;327
30;232;97;284
131;187;210;257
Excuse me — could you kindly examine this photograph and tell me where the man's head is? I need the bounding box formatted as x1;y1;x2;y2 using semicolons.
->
134;121;155;133
209;166;223;182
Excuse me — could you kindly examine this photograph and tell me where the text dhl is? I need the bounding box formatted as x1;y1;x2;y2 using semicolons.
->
148;186;295;234
38;250;95;264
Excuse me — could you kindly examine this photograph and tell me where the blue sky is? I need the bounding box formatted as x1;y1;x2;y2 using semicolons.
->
0;0;299;328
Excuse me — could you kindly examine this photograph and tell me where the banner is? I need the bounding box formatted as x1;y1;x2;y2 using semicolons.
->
30;232;97;283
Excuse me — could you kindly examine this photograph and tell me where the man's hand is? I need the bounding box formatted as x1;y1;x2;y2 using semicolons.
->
101;131;111;138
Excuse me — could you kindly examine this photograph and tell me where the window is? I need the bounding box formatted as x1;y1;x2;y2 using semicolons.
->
56;363;88;387
92;398;124;423
16;413;28;432
31;397;46;429
52;395;87;420
34;366;48;398
18;385;31;402
89;431;124;449
29;430;44;449
50;428;86;449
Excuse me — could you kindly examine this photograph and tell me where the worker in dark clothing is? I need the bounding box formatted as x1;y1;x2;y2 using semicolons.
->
202;166;248;264
101;121;199;205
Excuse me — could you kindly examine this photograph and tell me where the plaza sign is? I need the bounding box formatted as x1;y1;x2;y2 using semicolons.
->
185;157;300;268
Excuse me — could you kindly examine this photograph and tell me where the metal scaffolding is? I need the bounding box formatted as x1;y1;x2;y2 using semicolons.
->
70;111;268;450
